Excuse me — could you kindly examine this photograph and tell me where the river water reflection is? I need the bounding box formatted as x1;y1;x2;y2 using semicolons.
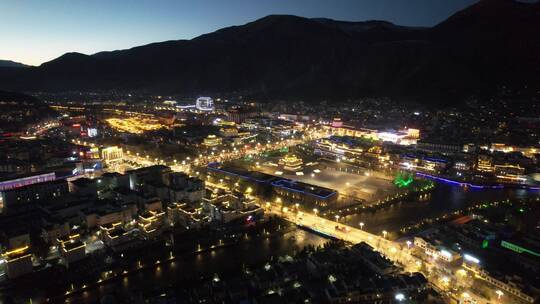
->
342;182;539;234
57;229;328;303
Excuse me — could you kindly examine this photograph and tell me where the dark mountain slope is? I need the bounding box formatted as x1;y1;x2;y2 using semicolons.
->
0;60;28;68
1;1;539;104
432;0;540;90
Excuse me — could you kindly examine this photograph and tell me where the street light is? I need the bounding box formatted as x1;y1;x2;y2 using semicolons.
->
313;208;318;215
496;290;504;300
335;215;340;221
382;230;388;238
406;240;412;248
359;222;364;230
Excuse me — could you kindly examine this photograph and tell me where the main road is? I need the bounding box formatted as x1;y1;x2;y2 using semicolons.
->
266;205;420;271
265;204;491;304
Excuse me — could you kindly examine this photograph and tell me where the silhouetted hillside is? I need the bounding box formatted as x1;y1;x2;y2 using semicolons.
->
0;60;28;68
1;0;539;105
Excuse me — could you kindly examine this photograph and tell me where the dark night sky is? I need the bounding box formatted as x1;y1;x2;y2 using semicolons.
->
0;0;478;66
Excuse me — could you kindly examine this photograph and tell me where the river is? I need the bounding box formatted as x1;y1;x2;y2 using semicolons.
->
38;228;328;303
341;182;539;235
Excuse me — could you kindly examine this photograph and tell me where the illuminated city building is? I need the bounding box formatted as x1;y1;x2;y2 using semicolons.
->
271;125;295;138
2;245;33;279
226;108;258;123
202;191;263;223
314;138;364;158
1;179;69;212
86;204;137;229
99;222;131;246
331;118;343;128
0;172;56;192
462;143;478;153
453;161;472;172
87;128;98;137
326;125;379;140
219;127;239;137
167;202;208;229
213;118;236;127
416;141;462;154
138;210;165;238
2;231;30;250
41;220;71;243
406;128;420;138
463;253;537;304
272;179;337;209
278;154;303;172
488;143;538;158
149;172;205;203
207;165;338;210
494;164;526;183
100;146;124;163
203;134;223;147
127;165;171;191
195;97;214;111
57;234;86;264
422;157;448;173
413;237;460;262
476;155;494;172
69;177;98;197
400;155;448;173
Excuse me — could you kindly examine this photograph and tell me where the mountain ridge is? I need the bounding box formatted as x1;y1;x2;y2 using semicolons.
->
0;59;29;68
1;0;539;105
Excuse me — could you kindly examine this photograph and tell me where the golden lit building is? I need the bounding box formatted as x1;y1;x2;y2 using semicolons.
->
203;134;222;147
2;245;33;279
138;210;165;238
57;234;86;264
494;164;526;182
101;146;124;163
99;222;131;246
406;128;420;139
476;155;494;172
219;127;238;137
278;154;303;171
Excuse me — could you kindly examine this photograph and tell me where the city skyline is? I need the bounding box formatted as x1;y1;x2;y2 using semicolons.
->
1;1;539;303
1;0;478;66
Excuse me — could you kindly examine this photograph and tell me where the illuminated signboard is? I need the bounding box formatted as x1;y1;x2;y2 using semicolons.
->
501;241;540;257
87;128;98;137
